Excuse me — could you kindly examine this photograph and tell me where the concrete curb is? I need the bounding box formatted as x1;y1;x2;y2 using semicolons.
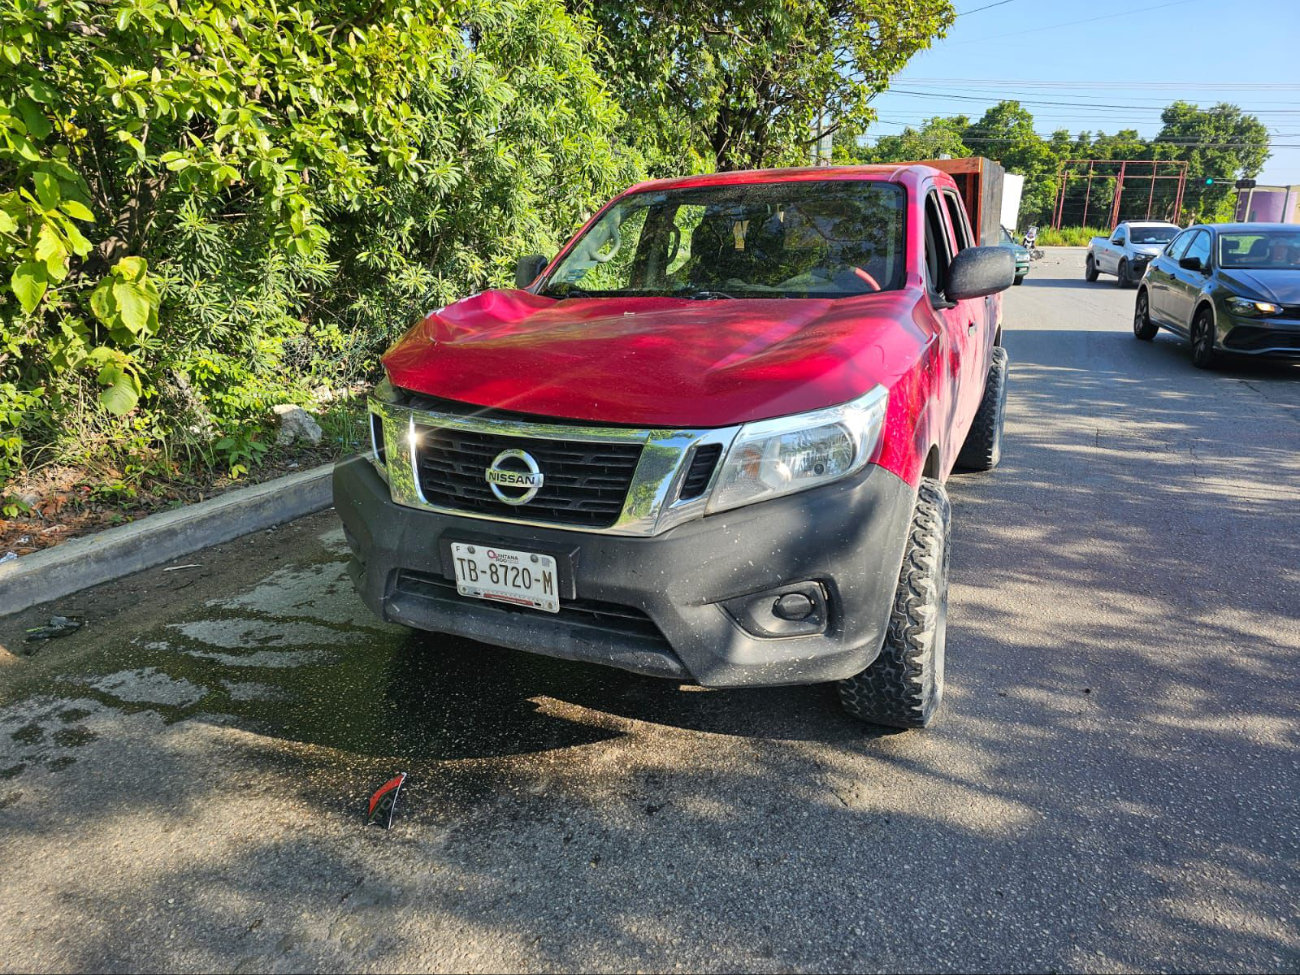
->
1;462;335;616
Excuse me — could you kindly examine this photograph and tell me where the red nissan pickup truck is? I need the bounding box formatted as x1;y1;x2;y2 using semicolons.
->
334;164;1014;728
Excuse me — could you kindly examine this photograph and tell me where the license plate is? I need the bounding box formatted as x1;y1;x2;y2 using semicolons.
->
450;543;559;613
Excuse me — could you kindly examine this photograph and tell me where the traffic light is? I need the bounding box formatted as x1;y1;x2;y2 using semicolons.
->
1203;177;1216;186
1236;178;1257;190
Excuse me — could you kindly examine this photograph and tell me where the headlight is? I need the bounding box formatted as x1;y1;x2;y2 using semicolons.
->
707;386;888;514
1226;296;1281;316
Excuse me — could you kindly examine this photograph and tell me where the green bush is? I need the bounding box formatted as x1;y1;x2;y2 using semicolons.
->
1036;226;1112;247
0;0;639;487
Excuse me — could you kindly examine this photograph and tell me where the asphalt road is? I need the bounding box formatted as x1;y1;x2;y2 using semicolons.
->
2;250;1298;974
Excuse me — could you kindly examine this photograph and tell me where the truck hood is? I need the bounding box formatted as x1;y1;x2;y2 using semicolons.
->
1218;268;1300;305
382;288;929;428
1132;245;1166;257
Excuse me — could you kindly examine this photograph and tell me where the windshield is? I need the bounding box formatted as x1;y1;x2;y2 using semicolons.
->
1129;226;1178;245
1219;231;1300;269
542;180;907;299
1000;226;1015;245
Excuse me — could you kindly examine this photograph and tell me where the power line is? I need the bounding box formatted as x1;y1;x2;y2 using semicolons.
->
887;84;1300;107
885;88;1300;114
948;0;1204;44
898;78;1300;91
955;0;1018;14
862;120;1295;147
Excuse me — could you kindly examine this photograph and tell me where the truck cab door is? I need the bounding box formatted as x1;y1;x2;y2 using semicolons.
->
923;190;973;473
941;189;992;418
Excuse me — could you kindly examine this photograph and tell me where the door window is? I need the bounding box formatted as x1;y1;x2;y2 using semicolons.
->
943;191;973;252
1164;231;1193;261
924;192;954;295
1111;228;1126;245
1184;231;1211;268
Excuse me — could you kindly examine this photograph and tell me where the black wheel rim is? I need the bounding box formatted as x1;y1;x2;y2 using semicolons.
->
1195;318;1211;357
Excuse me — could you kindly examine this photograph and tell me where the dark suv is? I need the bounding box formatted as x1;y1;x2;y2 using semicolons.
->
1133;222;1300;367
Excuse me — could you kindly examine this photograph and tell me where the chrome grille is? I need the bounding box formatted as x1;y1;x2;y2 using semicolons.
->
414;427;643;528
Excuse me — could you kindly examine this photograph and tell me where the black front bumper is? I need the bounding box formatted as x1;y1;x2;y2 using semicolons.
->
333;457;917;688
1221;317;1300;358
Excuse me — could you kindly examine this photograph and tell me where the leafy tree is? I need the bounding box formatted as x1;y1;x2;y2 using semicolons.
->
961;101;1059;225
835;115;970;164
844;97;1271;229
1153;101;1270;222
0;0;635;484
573;0;956;172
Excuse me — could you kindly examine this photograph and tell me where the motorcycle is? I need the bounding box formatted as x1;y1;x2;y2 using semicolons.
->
1022;225;1045;261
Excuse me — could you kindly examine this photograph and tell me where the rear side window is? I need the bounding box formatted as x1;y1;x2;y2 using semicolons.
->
1165;231;1193;261
924;192;954;294
943;191;972;252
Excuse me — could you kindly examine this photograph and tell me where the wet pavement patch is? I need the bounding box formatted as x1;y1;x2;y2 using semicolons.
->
10;722;43;745
222;680;289;702
51;726;97;748
185;647;335;669
171;617;358;651
86;668;206;707
0;698;123;782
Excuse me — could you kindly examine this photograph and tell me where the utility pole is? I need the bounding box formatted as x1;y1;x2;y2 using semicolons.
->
811;110;833;167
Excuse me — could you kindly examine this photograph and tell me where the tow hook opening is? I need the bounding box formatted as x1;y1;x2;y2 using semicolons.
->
721;582;830;639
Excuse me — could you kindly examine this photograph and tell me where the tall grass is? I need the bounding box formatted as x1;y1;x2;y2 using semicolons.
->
1036;226;1112;246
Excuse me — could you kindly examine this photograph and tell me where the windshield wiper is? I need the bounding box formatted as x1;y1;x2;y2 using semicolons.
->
680;289;736;300
543;285;594;299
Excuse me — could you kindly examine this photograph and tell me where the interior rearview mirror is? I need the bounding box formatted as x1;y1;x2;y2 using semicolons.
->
515;254;549;289
946;246;1016;302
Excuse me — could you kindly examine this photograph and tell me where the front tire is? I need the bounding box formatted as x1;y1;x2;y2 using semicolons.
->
1085;256;1099;282
838;478;951;730
956;346;1009;471
1013;273;1026;286
1117;259;1132;288
1133;290;1158;341
1191;308;1219;369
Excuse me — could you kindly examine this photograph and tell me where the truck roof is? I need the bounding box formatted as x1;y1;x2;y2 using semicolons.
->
627;164;931;195
1120;220;1181;227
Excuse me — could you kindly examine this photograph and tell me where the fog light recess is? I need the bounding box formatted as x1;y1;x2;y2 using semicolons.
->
722;582;829;638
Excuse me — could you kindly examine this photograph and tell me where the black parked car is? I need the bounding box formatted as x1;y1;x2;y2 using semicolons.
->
1133;223;1300;368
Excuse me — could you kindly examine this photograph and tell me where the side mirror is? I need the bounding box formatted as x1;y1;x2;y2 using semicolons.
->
1178;256;1204;272
946;246;1015;301
515;254;549;289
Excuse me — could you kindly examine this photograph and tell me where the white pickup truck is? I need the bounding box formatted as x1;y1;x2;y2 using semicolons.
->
1085;221;1181;287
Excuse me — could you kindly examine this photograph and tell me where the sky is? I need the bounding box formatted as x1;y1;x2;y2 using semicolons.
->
868;0;1300;187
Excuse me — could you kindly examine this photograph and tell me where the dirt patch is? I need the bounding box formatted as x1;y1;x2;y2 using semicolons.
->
0;443;344;559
